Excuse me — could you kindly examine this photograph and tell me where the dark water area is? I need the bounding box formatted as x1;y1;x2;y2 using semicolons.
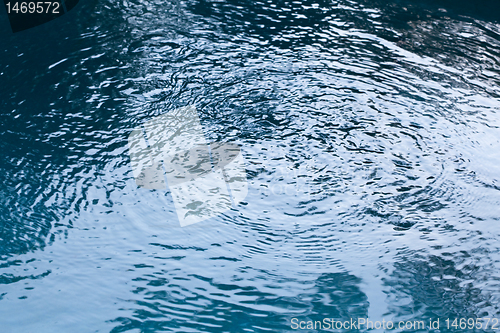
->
1;0;500;331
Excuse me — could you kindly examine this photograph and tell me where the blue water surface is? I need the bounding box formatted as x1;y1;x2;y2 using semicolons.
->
1;0;500;331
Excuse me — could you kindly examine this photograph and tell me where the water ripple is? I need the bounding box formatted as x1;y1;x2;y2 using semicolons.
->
1;0;500;331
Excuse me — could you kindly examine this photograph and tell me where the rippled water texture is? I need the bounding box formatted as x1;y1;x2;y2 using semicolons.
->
1;0;500;331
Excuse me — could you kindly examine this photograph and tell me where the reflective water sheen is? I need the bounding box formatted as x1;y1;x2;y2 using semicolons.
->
1;0;500;331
